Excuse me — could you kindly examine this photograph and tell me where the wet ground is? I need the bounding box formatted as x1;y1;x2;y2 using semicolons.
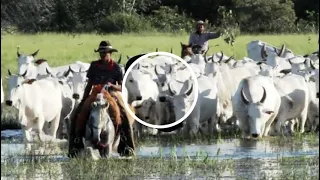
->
1;129;319;179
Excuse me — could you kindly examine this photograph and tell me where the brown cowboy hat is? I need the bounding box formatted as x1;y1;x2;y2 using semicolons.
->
94;40;118;53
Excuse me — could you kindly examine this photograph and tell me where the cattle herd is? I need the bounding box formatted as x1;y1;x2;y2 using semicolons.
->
1;40;319;145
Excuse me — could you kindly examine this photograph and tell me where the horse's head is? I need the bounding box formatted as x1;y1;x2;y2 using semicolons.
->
88;91;115;157
180;42;193;59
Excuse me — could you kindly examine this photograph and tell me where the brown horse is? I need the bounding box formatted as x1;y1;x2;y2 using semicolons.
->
79;85;136;158
180;42;193;61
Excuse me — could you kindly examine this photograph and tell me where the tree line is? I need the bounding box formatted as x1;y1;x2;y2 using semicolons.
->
1;0;319;35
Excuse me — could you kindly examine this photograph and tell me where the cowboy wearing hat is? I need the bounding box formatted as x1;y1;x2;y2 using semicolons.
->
188;20;221;55
68;40;135;158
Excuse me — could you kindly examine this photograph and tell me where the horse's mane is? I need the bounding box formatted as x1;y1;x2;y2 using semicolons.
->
100;89;136;127
109;91;136;126
101;89;122;126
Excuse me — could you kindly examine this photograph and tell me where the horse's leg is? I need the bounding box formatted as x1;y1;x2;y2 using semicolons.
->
117;112;135;157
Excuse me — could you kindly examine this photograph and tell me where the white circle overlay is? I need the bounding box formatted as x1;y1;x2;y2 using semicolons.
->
121;51;199;129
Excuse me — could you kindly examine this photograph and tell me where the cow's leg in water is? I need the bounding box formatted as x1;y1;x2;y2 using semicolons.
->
36;115;47;141
298;110;308;134
23;127;32;143
263;114;276;137
23;127;33;152
275;113;286;136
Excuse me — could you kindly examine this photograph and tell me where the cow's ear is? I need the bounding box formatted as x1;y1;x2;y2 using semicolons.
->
25;79;37;84
34;59;47;65
263;110;274;115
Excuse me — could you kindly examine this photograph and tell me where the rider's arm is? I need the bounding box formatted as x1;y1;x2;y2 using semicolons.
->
82;63;94;101
110;65;123;91
205;32;221;40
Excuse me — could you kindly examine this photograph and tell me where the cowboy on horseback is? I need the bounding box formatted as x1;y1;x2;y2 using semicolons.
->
68;40;135;158
188;20;221;55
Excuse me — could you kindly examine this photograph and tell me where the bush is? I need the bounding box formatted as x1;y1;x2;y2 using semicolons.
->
148;6;194;33
98;12;154;34
232;0;297;33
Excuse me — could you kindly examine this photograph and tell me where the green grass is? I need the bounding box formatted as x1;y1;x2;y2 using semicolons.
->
1;32;318;128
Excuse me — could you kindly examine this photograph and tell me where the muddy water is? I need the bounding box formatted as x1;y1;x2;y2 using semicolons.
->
1;129;319;179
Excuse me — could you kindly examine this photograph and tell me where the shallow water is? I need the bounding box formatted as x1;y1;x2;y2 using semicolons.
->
1;129;319;179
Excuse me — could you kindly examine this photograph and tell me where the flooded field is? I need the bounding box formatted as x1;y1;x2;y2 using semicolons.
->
1;129;319;179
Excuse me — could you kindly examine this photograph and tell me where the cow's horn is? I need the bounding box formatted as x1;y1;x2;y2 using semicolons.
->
17;46;21;58
31;49;39;57
261;44;267;59
168;65;172;74
70;66;75;73
241;87;249;105
21;70;28;77
8;69;12;76
117;54;122;64
204;52;208;63
64;66;71;77
310;60;316;70
186;82;193;96
225;55;234;63
260;87;267;104
168;84;175;96
279;44;286;56
219;51;224;63
154;65;159;75
170;48;173;53
46;67;51;74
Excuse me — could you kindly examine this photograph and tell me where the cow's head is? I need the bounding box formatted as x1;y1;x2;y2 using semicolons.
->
6;69;28;106
240;84;274;138
131;97;156;123
168;79;195;121
125;69;157;103
17;48;40;78
153;64;173;102
64;66;88;100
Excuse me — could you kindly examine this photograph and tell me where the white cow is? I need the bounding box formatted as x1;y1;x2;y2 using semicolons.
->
1;77;4;104
6;70;64;142
308;60;319;98
305;81;319;132
232;75;281;139
247;41;295;74
247;41;294;62
16;48;90;80
1;77;4;114
168;74;218;135
131;98;158;136
125;68;159;103
273;74;310;134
